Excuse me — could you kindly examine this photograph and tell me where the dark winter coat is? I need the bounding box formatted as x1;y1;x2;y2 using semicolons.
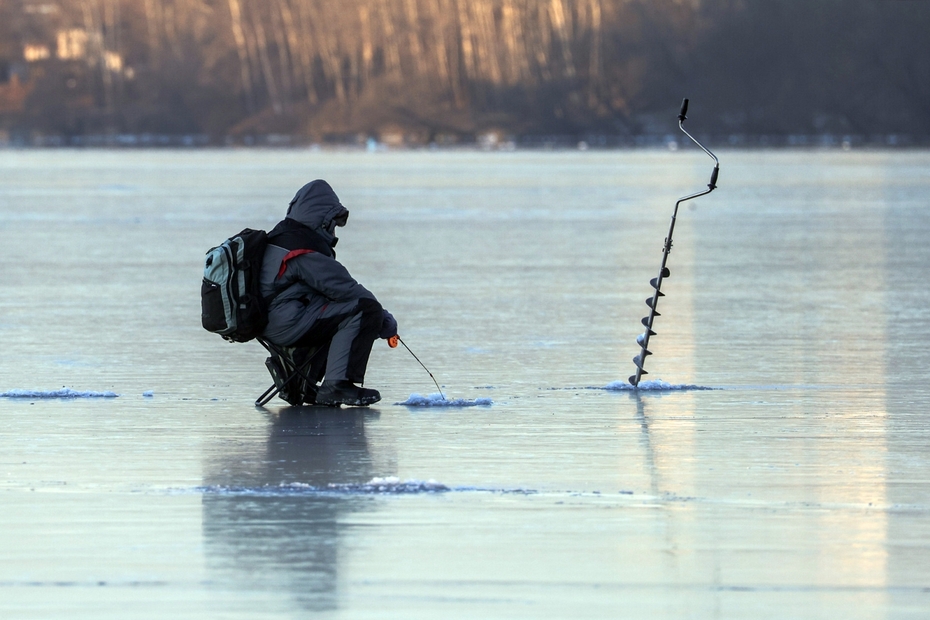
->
259;180;377;345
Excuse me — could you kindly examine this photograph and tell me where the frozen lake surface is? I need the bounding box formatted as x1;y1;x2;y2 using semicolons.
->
1;148;929;618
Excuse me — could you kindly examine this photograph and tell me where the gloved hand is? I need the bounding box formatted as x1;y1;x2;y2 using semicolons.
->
379;309;398;339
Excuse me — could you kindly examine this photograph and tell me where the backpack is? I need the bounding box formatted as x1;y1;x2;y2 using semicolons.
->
201;228;268;343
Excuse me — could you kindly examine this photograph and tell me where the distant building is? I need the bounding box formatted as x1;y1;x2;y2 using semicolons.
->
24;44;51;62
57;29;90;61
54;29;125;74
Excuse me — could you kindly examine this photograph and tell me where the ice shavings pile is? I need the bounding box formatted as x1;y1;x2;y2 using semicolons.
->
326;477;450;494
396;392;493;407
197;477;451;496
192;477;536;497
602;380;716;391
1;388;119;398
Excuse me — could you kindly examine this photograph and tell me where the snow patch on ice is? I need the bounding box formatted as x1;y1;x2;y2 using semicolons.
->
327;477;450;494
197;477;451;496
193;477;536;497
603;380;716;392
1;388;119;399
396;392;493;407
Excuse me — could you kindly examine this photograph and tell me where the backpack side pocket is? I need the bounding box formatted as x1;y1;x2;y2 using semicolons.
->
201;279;228;333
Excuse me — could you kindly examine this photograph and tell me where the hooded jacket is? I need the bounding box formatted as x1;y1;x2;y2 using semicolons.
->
259;180;377;345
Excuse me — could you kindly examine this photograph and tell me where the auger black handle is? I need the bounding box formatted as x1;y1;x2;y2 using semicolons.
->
709;166;719;190
678;98;689;122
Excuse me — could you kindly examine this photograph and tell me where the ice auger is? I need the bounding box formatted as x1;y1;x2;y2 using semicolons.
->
629;99;720;386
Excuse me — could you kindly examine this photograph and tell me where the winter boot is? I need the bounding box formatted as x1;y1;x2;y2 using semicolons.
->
315;380;381;407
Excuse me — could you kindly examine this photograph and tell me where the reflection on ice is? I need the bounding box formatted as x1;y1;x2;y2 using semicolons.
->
396;392;494;406
201;408;378;613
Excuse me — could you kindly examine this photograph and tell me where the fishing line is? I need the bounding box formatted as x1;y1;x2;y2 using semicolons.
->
390;335;445;400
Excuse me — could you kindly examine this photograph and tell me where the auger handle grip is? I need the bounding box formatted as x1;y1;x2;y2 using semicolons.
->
709;166;719;189
678;98;689;122
388;335;399;348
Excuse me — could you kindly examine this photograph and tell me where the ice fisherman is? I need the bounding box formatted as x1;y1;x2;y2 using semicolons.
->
260;179;397;406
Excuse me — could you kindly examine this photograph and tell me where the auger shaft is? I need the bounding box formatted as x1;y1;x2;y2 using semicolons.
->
629;98;720;387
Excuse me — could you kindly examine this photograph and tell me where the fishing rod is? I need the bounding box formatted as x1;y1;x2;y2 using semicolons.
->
629;98;720;387
388;335;446;400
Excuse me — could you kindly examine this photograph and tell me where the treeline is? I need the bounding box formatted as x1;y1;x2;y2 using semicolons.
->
1;0;929;142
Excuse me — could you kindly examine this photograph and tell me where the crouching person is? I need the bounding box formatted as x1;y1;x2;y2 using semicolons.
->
260;179;397;406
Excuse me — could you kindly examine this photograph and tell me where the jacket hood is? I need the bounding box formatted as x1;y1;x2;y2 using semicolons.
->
285;180;349;246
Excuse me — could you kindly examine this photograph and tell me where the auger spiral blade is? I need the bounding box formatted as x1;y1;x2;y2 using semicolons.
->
628;373;646;384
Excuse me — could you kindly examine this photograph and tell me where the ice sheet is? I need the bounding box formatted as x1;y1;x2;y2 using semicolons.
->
4;149;929;619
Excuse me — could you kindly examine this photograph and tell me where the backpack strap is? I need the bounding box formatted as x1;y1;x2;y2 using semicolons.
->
276;249;316;279
262;247;317;308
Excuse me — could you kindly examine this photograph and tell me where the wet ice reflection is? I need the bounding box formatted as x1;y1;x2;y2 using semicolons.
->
633;388;891;592
201;409;381;611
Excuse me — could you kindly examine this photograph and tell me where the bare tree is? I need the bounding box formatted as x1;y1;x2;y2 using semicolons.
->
7;0;930;140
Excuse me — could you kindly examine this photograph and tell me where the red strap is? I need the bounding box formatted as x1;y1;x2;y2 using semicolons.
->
277;249;315;279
